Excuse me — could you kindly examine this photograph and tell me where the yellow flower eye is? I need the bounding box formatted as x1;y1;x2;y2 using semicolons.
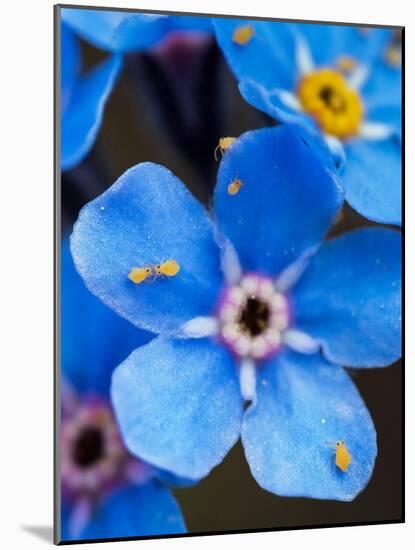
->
297;68;364;140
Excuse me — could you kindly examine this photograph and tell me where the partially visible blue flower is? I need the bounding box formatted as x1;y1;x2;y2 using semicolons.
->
61;22;122;171
214;20;402;225
60;239;186;541
61;8;212;53
70;125;402;502
60;10;213;171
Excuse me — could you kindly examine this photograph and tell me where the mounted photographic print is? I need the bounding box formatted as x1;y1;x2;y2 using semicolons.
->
54;3;404;544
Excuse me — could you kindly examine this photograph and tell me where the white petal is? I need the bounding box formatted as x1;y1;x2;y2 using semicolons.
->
324;134;346;165
275;245;318;292
282;329;319;354
347;64;369;90
219;238;242;285
274;89;302;111
295;34;314;75
359;122;394;141
181;316;219;338
239;359;257;403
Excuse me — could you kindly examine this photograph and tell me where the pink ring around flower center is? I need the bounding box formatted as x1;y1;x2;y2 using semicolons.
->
217;273;290;361
61;397;146;500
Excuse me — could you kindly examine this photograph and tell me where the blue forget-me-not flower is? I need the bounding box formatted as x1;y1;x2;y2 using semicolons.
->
61;9;211;171
214;20;402;226
60;239;186;541
70;125;401;502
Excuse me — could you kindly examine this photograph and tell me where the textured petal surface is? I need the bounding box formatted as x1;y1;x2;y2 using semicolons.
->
61;54;122;170
214;18;296;90
341;138;401;226
293;228;402;367
214;126;343;276
61;238;152;395
71;163;222;336
111;337;243;479
61;8;169;52
242;352;377;501
61;483;185;541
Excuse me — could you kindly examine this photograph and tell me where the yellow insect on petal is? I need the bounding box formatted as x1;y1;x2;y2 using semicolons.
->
219;137;237;151
227;178;243;196
232;25;254;46
157;260;180;277
128;267;152;284
335;441;352;472
214;137;237;161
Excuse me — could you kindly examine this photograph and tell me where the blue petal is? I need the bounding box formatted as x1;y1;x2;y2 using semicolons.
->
292;228;402;367
294;23;388;67
61;8;170;52
61;483;186;541
168;15;212;33
363;61;402;140
341;137;401;225
239;80;336;169
214;126;343;276
61;237;152;395
61;23;80;111
366;103;402;142
214;18;296;90
362;30;402;105
71;163;222;336
111;337;243;479
242;351;377;501
61;54;122;170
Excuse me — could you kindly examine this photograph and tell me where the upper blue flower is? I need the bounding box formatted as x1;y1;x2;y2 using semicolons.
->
60;239;186;541
214;20;402;225
61;22;122;171
70;125;401;502
61;8;212;53
60;9;212;171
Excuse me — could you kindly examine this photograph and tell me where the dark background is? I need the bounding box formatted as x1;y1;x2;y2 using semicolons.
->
62;31;403;533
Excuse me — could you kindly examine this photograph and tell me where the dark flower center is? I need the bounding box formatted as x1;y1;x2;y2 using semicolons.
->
319;86;345;113
238;297;270;337
72;426;105;468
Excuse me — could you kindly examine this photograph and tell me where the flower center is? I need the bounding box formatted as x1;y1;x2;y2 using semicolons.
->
297;68;363;139
72;426;105;469
239;297;270;337
218;274;290;360
61;400;130;496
